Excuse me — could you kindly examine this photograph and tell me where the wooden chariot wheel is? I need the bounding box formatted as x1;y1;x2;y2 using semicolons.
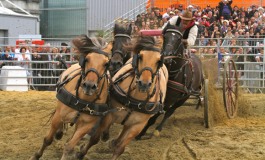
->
222;59;239;118
203;79;210;128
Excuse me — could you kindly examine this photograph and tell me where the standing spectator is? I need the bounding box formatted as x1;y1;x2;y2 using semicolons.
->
135;14;142;28
248;5;257;19
218;0;233;20
17;47;31;84
0;46;15;68
31;47;42;90
236;47;245;77
162;7;171;21
154;8;162;21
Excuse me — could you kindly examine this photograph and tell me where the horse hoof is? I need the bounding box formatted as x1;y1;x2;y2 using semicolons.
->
29;156;37;160
101;133;109;142
153;130;160;137
108;139;116;150
76;152;85;160
55;131;63;140
135;135;142;140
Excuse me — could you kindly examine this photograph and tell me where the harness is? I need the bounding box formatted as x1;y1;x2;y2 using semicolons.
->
56;50;114;126
111;48;165;124
111;69;163;115
164;55;194;96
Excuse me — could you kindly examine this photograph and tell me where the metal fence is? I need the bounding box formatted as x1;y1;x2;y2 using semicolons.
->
0;37;265;93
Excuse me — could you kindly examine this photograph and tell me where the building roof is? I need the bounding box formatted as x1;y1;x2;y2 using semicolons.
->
0;6;37;18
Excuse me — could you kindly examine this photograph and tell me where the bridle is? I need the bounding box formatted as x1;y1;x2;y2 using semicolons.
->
132;47;164;83
111;33;131;61
79;49;110;84
163;29;184;57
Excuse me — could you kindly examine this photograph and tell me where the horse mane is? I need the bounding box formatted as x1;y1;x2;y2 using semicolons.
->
114;22;132;35
162;23;179;35
129;36;161;54
72;34;108;54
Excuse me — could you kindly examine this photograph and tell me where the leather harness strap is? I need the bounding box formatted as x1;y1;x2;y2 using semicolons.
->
56;87;114;116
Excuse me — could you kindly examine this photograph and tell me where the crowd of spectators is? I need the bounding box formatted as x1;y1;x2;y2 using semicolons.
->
127;0;265;77
0;42;71;91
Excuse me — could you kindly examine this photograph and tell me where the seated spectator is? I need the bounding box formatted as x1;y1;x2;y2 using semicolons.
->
201;15;210;27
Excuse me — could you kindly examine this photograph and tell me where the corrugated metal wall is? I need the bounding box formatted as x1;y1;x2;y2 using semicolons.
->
87;0;147;31
40;0;86;38
40;0;147;38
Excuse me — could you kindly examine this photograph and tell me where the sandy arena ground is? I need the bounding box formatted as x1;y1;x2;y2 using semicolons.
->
0;89;265;160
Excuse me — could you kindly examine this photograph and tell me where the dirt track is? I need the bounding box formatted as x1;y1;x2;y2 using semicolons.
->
0;90;265;160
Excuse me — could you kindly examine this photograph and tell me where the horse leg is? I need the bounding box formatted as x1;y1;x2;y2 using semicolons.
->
61;119;97;160
110;123;146;160
76;116;112;159
155;98;188;136
30;110;63;160
100;115;113;142
135;113;161;140
55;123;64;140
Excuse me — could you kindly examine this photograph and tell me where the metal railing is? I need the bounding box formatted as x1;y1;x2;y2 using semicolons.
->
0;37;265;93
103;1;150;41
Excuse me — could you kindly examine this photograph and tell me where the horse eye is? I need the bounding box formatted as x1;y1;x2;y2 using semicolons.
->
105;62;109;68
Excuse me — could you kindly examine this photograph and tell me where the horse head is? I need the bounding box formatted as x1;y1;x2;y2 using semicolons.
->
162;23;184;64
109;23;132;76
72;35;110;96
132;36;163;92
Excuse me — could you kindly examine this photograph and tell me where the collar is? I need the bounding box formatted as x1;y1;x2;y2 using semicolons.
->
184;21;195;30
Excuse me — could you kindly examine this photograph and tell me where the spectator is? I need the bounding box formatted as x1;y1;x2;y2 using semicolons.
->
218;0;233;20
236;47;245;76
187;5;193;12
154;8;162;21
31;47;42;90
248;5;257;19
50;47;67;90
0;46;15;68
135;14;142;28
201;15;210;27
162;7;171;20
17;47;31;78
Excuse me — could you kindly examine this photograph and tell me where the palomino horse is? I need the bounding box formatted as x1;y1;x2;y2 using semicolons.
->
76;36;168;160
30;35;112;160
109;22;132;76
136;23;204;139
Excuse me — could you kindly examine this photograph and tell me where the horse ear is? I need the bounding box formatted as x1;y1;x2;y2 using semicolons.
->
132;54;138;68
127;23;132;35
114;23;119;35
162;23;170;35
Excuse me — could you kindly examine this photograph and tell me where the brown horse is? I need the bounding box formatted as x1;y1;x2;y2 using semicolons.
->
86;36;167;160
30;35;112;160
109;22;132;76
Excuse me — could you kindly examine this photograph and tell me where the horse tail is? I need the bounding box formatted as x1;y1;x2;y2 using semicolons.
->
43;109;56;126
